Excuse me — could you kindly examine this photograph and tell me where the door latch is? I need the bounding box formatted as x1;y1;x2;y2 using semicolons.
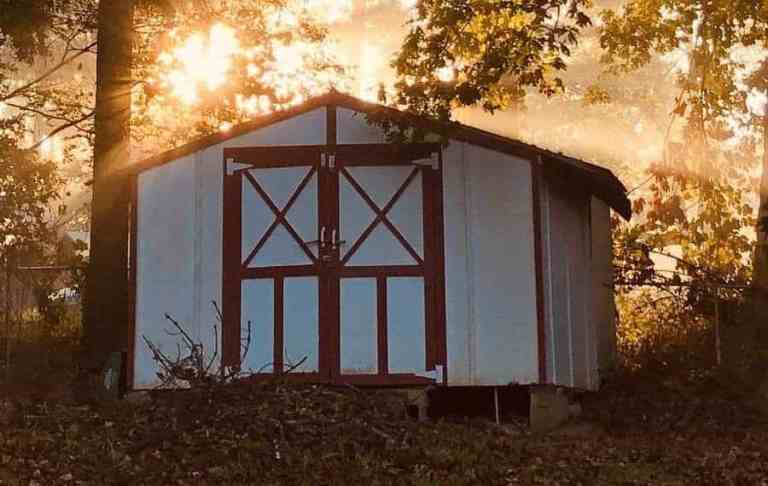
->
331;229;346;252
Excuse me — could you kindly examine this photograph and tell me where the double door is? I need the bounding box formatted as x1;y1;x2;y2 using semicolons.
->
222;144;446;385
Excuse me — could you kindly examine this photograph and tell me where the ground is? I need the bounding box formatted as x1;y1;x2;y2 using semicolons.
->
1;371;767;485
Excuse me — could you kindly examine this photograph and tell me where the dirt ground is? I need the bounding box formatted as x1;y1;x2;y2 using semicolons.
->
1;371;767;485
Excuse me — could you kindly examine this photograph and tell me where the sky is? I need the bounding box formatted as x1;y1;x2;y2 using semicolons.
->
305;0;414;101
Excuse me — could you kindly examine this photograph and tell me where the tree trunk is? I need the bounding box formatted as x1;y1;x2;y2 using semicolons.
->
80;0;135;373
754;100;768;328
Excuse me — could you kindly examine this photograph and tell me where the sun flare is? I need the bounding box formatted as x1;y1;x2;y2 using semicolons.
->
158;23;241;105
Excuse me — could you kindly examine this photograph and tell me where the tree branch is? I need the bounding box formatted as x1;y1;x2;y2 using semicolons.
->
27;111;95;151
1;41;97;103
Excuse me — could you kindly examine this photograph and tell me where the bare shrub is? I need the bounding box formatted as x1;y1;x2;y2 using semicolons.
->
142;301;251;388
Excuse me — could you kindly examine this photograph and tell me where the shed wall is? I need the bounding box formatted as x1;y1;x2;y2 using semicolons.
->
442;143;539;385
591;198;616;373
135;155;198;388
464;145;539;384
540;180;602;389
442;142;470;384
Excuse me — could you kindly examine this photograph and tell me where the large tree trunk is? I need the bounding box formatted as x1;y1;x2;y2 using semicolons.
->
756;109;768;298
80;0;135;373
749;96;768;400
754;101;768;347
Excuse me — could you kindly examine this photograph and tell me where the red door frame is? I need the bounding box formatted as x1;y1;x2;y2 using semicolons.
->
222;143;447;386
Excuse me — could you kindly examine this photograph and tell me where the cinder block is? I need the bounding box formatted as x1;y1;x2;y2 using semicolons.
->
529;385;570;432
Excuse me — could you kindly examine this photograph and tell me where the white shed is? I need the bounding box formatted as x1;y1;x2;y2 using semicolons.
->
125;92;630;391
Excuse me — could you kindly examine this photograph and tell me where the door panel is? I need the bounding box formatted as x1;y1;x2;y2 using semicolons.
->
242;167;318;267
249;166;315;209
387;178;424;257
283;277;319;372
346;224;417;266
338;176;376;261
223;144;445;385
241;279;274;373
226;153;323;377
387;277;426;373
241;178;275;259
340;278;378;374
249;225;313;267
345;166;415;208
339;167;423;266
334;158;429;380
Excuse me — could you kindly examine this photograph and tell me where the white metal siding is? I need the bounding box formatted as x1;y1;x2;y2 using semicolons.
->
465;145;538;384
543;182;572;386
135;155;198;388
337;107;387;144
442;142;471;384
591;198;615;377
541;181;598;389
442;143;539;385
540;178;555;382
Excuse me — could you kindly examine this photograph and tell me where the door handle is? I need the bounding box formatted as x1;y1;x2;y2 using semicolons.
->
331;229;346;250
307;227;326;247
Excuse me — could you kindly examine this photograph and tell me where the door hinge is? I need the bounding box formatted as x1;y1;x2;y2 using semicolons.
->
413;152;439;170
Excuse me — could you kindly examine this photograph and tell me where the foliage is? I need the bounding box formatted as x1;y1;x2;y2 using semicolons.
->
132;1;342;151
0;1;339;228
598;0;767;370
1;378;768;484
0;0;97;62
0;128;61;262
391;0;593;123
615;288;717;371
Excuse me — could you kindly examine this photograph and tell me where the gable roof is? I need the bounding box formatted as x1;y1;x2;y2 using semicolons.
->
127;91;631;219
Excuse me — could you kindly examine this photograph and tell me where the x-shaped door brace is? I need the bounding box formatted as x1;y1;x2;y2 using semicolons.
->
340;167;424;267
241;168;319;268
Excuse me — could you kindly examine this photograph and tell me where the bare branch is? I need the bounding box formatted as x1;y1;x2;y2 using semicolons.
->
27;111;95;151
1;41;97;103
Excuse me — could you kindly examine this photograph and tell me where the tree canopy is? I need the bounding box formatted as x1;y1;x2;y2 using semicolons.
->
392;0;592;122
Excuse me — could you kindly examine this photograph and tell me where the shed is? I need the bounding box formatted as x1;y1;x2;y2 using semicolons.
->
126;92;630;391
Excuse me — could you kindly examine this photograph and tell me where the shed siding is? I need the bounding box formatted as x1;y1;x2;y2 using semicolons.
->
337;107;387;144
591;198;615;376
133;109;326;388
542;181;572;386
442;143;539;385
225;108;326;147
541;181;599;389
135;155;198;388
539;178;556;382
442;142;471;384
